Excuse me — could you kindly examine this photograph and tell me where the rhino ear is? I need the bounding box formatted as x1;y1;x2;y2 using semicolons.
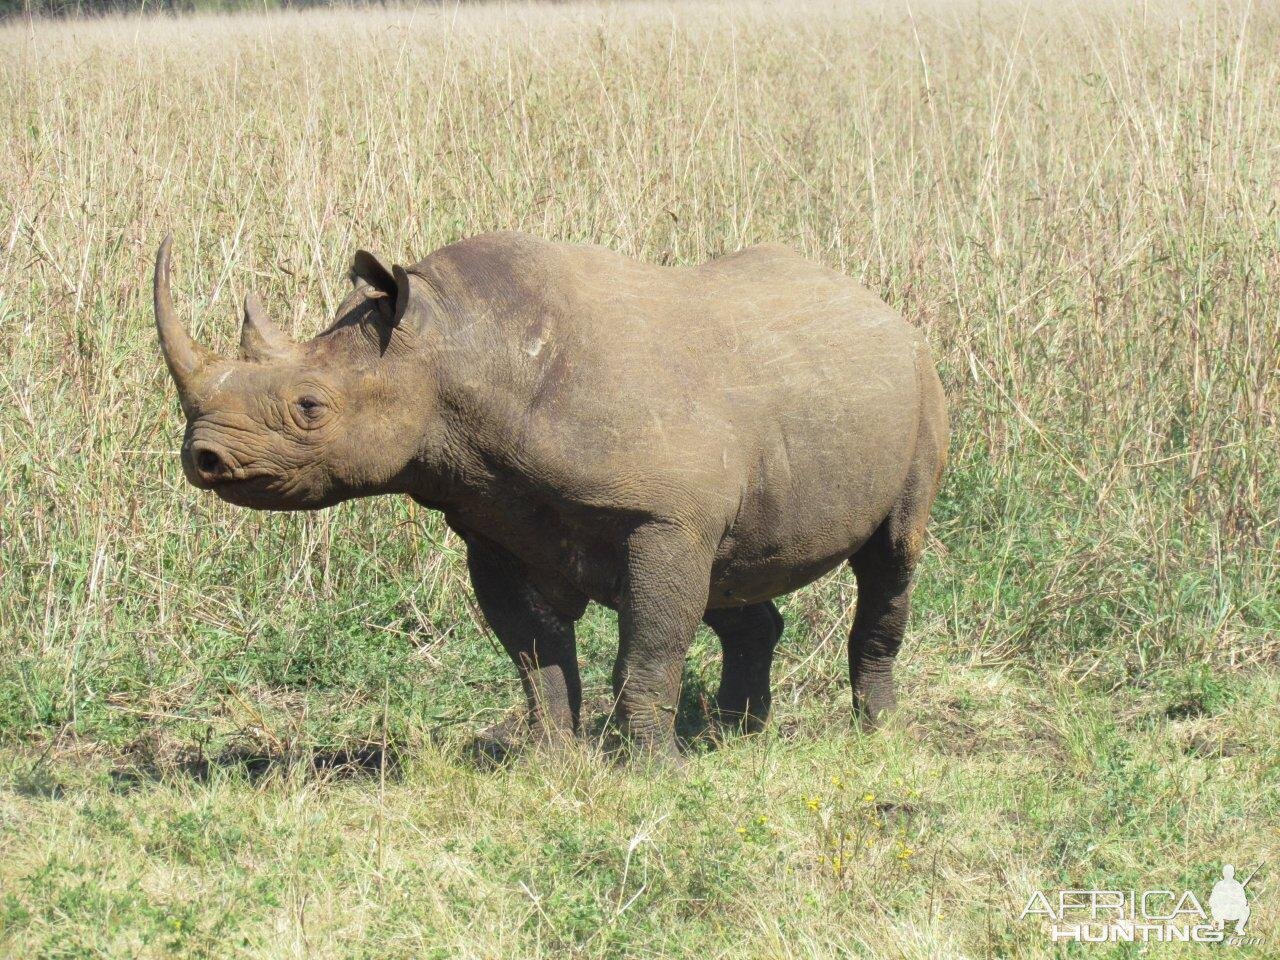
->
351;250;414;328
390;265;413;327
351;250;398;299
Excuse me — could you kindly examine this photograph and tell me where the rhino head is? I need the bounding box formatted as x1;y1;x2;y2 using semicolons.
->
153;235;437;511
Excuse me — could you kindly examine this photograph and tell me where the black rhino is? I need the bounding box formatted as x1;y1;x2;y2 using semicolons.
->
154;231;948;762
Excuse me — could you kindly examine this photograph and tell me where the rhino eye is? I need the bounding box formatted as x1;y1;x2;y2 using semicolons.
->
293;395;326;426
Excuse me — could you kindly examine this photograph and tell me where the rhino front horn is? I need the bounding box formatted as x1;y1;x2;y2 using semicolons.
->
154;234;216;398
240;291;295;362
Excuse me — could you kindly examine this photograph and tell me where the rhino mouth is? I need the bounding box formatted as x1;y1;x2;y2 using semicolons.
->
182;450;283;506
202;468;325;511
207;473;276;503
181;438;336;510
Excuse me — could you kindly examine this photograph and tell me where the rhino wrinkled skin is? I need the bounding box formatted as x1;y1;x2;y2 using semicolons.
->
154;231;948;762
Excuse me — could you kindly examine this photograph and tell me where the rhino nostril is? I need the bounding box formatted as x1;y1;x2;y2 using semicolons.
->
194;446;228;479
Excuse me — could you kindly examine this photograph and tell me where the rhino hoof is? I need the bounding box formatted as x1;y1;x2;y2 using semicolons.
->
470;714;579;767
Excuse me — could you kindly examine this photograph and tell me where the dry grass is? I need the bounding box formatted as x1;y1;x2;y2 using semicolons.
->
0;1;1278;957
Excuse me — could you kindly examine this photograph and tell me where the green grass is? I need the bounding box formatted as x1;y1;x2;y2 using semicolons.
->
1;0;1278;956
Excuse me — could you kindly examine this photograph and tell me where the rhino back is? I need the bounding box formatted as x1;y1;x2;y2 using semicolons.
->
418;234;922;580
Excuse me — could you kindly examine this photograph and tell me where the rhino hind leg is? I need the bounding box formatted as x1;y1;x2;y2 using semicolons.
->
847;532;916;729
848;352;947;730
703;602;783;733
463;532;587;752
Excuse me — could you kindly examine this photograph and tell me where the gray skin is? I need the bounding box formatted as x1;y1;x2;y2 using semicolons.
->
154;230;948;763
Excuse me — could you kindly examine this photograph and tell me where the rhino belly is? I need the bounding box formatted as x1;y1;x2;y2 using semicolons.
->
706;398;918;607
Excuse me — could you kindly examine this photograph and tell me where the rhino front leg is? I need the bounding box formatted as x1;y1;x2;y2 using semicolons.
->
612;521;716;763
463;532;586;750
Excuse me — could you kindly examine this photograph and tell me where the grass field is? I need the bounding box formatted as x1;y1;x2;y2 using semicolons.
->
1;0;1278;956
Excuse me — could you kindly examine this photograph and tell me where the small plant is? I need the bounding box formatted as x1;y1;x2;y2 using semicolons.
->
735;813;775;844
800;778;922;886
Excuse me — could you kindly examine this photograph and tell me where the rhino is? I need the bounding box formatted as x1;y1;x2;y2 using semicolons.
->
154;231;948;763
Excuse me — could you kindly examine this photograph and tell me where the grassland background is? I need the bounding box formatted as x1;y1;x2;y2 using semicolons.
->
1;1;1278;957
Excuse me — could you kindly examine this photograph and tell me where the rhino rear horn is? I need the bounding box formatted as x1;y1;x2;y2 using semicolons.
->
240;291;295;362
154;234;216;398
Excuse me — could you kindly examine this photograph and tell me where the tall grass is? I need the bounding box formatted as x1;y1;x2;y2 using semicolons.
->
0;2;1277;956
3;0;1276;723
